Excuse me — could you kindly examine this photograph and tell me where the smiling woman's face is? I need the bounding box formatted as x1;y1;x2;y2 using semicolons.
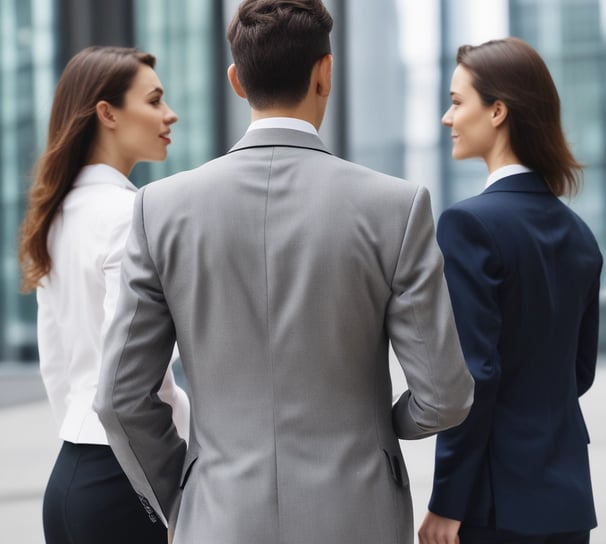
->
441;64;497;163
111;64;178;170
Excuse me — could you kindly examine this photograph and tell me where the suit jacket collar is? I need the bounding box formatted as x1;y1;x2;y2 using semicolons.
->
228;128;332;156
482;171;550;195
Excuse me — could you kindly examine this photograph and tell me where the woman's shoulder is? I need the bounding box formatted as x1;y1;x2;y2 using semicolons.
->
61;181;136;239
441;192;502;225
71;164;137;208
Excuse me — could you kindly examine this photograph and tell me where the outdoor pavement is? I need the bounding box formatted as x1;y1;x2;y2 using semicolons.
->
1;360;604;543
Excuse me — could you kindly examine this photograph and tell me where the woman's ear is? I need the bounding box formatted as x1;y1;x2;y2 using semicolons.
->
491;100;508;128
227;64;247;99
96;101;116;129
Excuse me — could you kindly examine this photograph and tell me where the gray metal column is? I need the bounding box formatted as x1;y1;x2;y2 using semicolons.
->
57;0;134;67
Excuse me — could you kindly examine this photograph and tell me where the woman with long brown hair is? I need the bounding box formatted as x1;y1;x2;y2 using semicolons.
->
419;37;601;544
19;46;188;543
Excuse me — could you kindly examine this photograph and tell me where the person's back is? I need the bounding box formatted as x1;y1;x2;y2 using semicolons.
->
95;2;474;543
38;165;135;439
436;173;600;532
19;47;187;544
421;38;600;544
137;134;469;541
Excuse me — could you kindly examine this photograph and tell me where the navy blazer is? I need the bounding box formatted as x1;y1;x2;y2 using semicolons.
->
431;172;601;535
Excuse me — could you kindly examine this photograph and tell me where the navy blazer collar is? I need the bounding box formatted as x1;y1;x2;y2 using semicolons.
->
228;128;332;156
483;172;550;194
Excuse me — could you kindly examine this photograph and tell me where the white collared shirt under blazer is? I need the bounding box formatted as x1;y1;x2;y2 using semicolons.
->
37;163;189;444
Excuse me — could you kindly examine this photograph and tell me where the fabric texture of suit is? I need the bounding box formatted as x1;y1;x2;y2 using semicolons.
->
95;127;474;544
430;172;601;535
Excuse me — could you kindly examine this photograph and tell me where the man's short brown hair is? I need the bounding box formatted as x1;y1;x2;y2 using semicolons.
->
227;0;333;110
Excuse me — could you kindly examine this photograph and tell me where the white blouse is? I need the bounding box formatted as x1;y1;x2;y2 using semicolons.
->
37;164;189;444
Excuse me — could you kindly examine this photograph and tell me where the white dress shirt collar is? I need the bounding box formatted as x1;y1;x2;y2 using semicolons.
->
247;117;319;136
486;164;533;189
74;163;138;192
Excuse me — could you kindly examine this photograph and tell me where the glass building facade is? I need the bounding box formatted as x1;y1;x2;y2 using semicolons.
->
0;0;55;362
2;0;606;365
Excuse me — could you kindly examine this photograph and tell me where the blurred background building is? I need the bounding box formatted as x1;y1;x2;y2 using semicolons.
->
2;0;606;366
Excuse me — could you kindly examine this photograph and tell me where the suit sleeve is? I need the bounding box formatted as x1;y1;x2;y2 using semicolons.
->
576;264;602;397
428;206;503;520
388;185;474;440
94;187;187;527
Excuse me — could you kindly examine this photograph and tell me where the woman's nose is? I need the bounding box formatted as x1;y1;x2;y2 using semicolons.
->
442;107;453;126
165;105;178;125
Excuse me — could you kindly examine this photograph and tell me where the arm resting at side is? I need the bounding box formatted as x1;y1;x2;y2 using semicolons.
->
387;185;474;440
95;188;186;527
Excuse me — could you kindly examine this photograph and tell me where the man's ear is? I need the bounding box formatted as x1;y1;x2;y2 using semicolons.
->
316;54;332;98
96;101;116;129
491;100;508;128
227;64;247;99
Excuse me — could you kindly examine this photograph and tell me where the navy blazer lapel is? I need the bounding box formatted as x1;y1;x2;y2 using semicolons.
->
483;172;550;195
228;128;332;156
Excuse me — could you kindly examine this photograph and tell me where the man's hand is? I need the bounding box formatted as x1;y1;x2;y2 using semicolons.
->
418;511;461;544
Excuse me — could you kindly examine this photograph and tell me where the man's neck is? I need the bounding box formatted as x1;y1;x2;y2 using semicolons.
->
247;117;318;135
251;104;321;131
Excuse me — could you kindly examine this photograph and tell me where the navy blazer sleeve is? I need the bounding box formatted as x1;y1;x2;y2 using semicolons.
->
576;272;601;397
429;206;503;520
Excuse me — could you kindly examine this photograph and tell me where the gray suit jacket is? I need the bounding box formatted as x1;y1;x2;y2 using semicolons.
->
95;128;473;544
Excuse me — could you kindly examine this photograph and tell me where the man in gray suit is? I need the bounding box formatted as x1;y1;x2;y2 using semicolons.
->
95;1;474;542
